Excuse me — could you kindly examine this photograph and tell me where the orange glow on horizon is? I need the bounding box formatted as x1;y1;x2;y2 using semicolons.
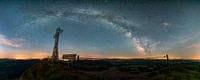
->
0;50;200;60
0;50;50;59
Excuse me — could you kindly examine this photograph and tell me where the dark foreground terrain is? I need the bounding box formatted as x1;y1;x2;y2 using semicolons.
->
0;59;39;80
18;59;200;80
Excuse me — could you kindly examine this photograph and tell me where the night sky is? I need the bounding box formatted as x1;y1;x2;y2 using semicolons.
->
0;0;200;59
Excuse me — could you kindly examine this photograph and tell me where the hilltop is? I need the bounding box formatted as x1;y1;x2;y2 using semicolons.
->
19;59;200;80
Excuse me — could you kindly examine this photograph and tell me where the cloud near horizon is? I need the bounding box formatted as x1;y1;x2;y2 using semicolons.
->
0;34;21;48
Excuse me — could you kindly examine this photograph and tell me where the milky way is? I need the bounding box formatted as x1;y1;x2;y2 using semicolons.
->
0;0;200;59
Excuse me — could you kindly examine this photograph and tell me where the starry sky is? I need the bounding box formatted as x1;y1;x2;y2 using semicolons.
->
0;0;200;59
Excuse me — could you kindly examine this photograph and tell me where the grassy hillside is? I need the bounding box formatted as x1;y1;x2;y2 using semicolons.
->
19;60;81;80
19;60;200;80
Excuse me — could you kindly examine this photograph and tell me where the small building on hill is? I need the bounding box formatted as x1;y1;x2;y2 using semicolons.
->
62;54;79;61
